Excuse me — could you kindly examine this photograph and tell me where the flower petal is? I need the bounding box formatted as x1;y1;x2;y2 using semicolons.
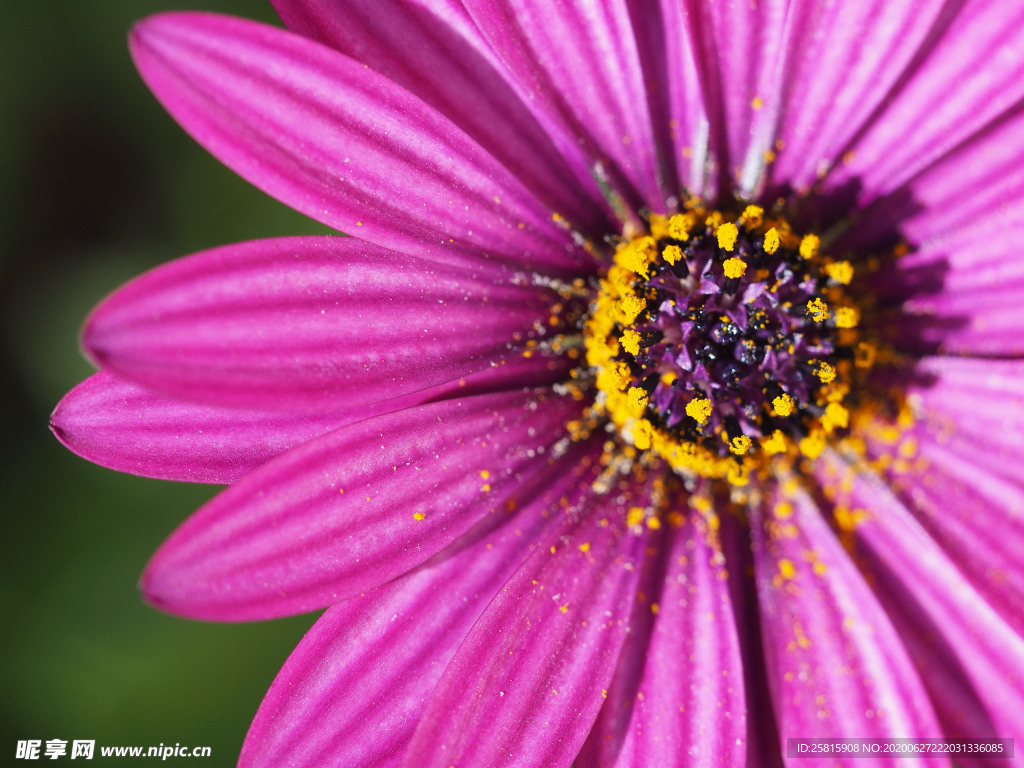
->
682;0;788;196
850;104;1024;249
653;0;712;197
51;348;570;485
83;236;563;412
50;371;350;484
240;438;603;768
751;481;945;760
821;453;1024;747
825;0;1024;210
461;0;671;213
130;12;594;276
577;512;746;768
402;486;650;768
141;389;582;621
860;413;1024;638
766;0;948;198
270;0;615;238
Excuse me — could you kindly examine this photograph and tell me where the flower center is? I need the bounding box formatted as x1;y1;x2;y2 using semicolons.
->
581;200;876;485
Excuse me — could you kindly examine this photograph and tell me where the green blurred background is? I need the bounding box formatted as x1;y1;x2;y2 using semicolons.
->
1;2;333;764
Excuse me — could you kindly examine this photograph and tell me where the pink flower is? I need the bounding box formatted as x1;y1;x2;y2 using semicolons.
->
52;2;1024;767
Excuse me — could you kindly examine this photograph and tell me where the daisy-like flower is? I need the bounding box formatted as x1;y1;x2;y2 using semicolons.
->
52;1;1024;766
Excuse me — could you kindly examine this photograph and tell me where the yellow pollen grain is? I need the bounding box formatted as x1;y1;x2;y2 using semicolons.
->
413;513;426;521
806;298;829;322
685;397;712;425
633;419;653;451
729;435;752;455
761;430;788;455
723;256;747;279
626;387;649;414
620;294;647;323
667;213;694;240
821;402;849;433
799;430;827;458
646;516;661;530
778;559;796;579
579;542;591;553
620;329;641;357
623;236;656;277
751;96;764;110
835;306;860;329
772;393;795;417
855;341;876;369
662;243;683;265
479;470;490;479
740;205;764;228
627;507;645;527
813;360;837;384
763;227;781;254
651;602;660;614
717;222;739;251
799;234;820;259
824;260;854;284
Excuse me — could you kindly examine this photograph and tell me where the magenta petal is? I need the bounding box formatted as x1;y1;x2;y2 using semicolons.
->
683;0;788;195
654;0;711;197
50;371;354;484
827;1;1024;209
402;488;650;768
751;483;945;761
874;219;1024;355
823;454;1024;749
271;0;614;238
83;237;560;412
578;514;746;768
462;0;670;213
855;105;1024;248
130;12;593;276
141;389;582;621
767;0;947;197
240;438;602;768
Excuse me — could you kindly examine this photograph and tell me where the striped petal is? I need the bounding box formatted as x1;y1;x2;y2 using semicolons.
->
83;237;561;412
130;12;594;276
141;389;582;621
402;483;650;768
240;438;602;768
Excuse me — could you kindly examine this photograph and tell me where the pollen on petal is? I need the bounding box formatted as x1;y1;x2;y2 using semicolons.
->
685;397;712;425
761;430;788;455
717;222;739;252
799;430;827;458
821;402;849;433
778;558;796;579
